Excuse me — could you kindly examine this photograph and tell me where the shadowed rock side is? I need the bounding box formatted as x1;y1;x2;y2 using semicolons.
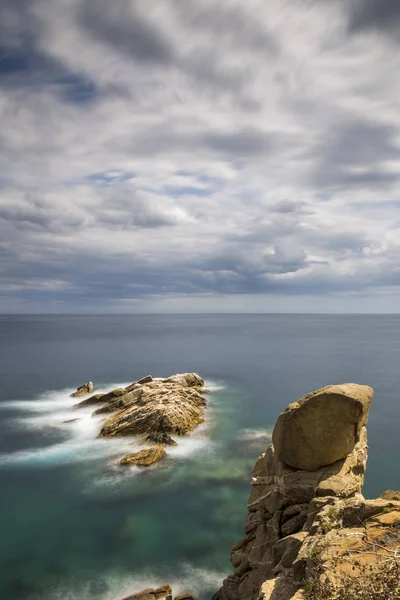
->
212;382;400;600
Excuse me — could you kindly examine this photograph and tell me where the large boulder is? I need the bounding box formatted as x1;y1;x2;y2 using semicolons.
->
120;447;166;467
70;381;94;398
272;383;373;471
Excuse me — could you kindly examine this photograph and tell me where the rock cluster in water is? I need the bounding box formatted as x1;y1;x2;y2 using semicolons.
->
212;382;400;600
71;373;207;466
120;584;192;600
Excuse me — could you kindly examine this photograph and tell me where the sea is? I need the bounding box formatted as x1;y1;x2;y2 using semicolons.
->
0;314;399;600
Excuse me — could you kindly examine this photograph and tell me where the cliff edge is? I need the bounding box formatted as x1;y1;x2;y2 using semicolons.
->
214;383;400;600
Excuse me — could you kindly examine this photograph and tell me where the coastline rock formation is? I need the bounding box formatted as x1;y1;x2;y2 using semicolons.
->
99;374;206;438
70;381;94;398
72;373;207;465
213;382;400;600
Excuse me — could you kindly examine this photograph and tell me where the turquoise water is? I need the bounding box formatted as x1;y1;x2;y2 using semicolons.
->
0;314;400;600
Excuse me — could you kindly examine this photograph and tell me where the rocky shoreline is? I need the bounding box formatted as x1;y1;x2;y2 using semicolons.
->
125;381;400;600
70;373;207;466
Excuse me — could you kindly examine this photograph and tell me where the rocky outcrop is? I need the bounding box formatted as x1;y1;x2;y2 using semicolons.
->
70;381;94;398
69;373;206;465
99;374;206;438
120;447;166;467
214;382;390;600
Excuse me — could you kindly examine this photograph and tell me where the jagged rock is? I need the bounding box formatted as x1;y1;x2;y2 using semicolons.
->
120;447;166;467
121;585;172;600
139;433;178;446
380;489;400;501
70;381;94;398
125;375;153;392
99;375;206;438
215;382;375;600
75;388;126;408
174;594;194;600
162;373;204;387
93;389;142;415
272;383;373;470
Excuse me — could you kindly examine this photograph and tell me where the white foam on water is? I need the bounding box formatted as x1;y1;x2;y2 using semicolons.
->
38;565;227;600
205;379;226;393
0;382;135;467
0;380;221;470
236;428;273;442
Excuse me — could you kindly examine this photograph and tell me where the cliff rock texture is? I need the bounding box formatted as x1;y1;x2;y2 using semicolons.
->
214;383;400;600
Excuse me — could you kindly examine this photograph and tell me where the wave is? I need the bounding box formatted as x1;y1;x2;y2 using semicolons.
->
204;379;226;392
38;565;226;600
236;428;273;442
0;381;218;470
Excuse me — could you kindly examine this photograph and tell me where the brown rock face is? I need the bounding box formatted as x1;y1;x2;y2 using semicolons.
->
214;382;375;600
120;446;166;467
272;383;373;471
99;375;206;438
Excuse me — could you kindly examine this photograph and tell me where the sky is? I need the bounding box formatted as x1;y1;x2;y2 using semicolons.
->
1;0;400;313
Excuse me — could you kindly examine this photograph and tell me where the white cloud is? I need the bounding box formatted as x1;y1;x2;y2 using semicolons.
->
1;0;400;312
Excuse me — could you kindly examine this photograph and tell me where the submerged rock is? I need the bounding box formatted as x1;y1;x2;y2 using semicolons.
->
120;446;166;467
70;381;94;398
139;433;178;446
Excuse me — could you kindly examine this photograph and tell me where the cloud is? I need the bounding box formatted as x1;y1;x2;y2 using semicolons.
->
0;0;400;312
349;0;400;36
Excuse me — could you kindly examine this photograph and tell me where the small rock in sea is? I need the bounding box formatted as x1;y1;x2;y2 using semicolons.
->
70;381;94;398
175;594;194;600
120;447;166;467
62;418;80;424
139;433;178;446
121;584;172;600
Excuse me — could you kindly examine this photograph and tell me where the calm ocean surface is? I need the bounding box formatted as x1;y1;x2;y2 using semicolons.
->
0;314;399;600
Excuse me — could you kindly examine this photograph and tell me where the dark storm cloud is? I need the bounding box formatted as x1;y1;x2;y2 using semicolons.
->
349;0;400;35
312;118;400;189
0;0;98;102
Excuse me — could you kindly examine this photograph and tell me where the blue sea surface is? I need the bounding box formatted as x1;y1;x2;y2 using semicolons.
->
0;314;399;600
